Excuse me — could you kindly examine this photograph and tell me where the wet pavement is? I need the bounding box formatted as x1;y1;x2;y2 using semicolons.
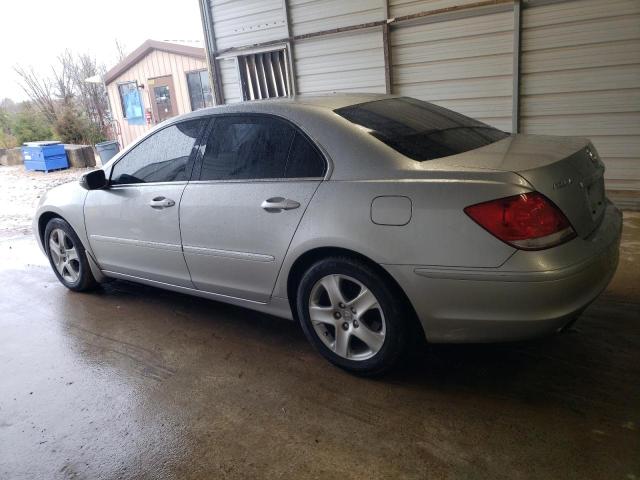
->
0;214;639;480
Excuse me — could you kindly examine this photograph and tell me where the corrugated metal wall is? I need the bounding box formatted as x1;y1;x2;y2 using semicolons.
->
106;50;208;146
210;0;287;50
294;30;386;95
218;57;242;103
289;0;384;36
392;10;514;131
389;0;488;17
520;0;640;191
204;0;640;193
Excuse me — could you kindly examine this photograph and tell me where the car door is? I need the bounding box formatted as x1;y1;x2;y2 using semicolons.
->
180;114;327;303
84;119;207;287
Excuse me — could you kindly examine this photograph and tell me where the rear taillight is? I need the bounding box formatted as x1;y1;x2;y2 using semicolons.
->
464;192;576;250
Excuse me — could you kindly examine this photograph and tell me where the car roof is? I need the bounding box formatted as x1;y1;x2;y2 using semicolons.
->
175;93;399;122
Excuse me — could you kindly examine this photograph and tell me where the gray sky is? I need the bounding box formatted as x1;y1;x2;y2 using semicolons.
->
0;0;203;102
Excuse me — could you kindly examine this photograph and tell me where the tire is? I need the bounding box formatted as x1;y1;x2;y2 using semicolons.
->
296;256;409;375
44;218;98;292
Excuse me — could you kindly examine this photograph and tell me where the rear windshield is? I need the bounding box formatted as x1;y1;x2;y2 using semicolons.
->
334;97;509;161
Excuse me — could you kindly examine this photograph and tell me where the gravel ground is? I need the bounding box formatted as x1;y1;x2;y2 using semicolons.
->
0;165;94;238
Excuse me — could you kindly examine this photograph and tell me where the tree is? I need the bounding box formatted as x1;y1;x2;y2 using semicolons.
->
0;106;18;148
11;105;53;144
115;39;128;62
14;50;112;145
66;53;110;128
13;66;57;124
54;105;104;145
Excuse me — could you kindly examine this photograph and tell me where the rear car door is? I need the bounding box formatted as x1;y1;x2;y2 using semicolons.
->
179;114;327;303
84;119;206;287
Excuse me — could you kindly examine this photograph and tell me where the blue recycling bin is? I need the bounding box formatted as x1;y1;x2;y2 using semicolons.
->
22;141;69;172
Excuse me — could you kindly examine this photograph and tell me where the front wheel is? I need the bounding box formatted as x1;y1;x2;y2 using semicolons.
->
44;218;98;292
296;256;409;375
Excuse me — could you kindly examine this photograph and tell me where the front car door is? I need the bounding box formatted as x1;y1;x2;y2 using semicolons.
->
179;114;327;303
84;119;206;287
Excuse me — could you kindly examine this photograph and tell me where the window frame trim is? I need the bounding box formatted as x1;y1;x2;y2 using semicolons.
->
108;118;209;187
191;112;330;183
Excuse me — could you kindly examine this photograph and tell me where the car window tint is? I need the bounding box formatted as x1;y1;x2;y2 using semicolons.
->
200;116;296;181
334;97;509;161
284;133;326;178
111;120;205;184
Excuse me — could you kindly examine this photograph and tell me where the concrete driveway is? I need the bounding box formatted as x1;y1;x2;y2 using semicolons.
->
1;214;639;479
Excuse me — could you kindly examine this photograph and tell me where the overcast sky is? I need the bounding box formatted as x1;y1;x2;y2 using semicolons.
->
0;0;204;102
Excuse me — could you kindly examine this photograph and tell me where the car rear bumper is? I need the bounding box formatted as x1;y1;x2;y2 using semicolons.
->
384;201;622;343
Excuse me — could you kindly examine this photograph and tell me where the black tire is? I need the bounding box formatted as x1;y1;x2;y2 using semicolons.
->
296;256;409;376
44;218;98;292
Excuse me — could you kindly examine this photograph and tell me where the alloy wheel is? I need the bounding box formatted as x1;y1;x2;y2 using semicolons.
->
48;228;80;284
308;274;386;361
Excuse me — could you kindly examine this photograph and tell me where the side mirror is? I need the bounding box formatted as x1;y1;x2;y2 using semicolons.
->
80;169;108;190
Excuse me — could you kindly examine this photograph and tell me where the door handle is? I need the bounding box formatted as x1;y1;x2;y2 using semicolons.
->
261;197;300;212
149;196;176;209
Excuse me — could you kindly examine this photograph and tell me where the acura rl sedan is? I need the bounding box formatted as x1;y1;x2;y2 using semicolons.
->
33;94;622;374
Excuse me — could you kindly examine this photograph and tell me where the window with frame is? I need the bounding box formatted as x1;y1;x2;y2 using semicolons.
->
118;81;143;120
199;115;325;181
111;119;206;184
187;70;214;111
237;50;290;101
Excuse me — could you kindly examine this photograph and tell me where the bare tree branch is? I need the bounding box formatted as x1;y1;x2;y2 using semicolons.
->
52;51;75;106
115;39;127;62
13;65;57;123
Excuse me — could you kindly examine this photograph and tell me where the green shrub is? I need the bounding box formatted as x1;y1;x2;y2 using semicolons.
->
54;107;105;145
12;110;53;144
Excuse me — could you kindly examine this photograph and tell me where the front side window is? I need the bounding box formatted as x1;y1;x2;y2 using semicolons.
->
199;116;325;181
111;119;205;184
334;97;509;161
187;70;214;111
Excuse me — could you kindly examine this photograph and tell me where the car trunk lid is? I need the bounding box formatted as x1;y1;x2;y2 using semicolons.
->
430;134;606;238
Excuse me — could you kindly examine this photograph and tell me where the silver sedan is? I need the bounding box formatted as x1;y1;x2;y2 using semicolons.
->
33;94;622;374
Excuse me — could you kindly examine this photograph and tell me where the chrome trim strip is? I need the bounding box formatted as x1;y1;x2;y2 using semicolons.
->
183;245;275;262
186;177;322;185
108;181;188;188
90;235;182;252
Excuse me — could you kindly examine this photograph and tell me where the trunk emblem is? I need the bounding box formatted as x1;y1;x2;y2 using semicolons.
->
553;178;573;190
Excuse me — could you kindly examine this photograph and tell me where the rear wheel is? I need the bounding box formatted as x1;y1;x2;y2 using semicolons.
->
44;218;98;292
297;256;408;375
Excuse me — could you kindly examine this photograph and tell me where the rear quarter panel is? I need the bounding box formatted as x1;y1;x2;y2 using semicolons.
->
273;174;530;298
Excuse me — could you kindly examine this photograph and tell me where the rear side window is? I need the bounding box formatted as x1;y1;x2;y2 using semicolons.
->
334;97;509;161
285;133;325;178
111;120;205;184
199;116;325;180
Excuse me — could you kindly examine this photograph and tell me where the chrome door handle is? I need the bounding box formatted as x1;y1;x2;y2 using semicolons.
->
149;196;176;209
261;197;300;212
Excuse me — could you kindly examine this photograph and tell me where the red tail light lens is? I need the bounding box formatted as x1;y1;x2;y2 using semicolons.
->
464;192;576;250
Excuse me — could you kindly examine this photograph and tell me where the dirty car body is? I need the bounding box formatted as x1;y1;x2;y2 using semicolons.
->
34;94;622;373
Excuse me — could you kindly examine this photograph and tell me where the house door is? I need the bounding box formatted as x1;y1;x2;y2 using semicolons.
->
149;75;178;123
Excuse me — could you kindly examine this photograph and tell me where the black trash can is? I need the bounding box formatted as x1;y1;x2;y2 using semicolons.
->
95;140;120;164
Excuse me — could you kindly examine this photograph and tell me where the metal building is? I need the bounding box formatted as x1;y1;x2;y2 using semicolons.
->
198;0;640;200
